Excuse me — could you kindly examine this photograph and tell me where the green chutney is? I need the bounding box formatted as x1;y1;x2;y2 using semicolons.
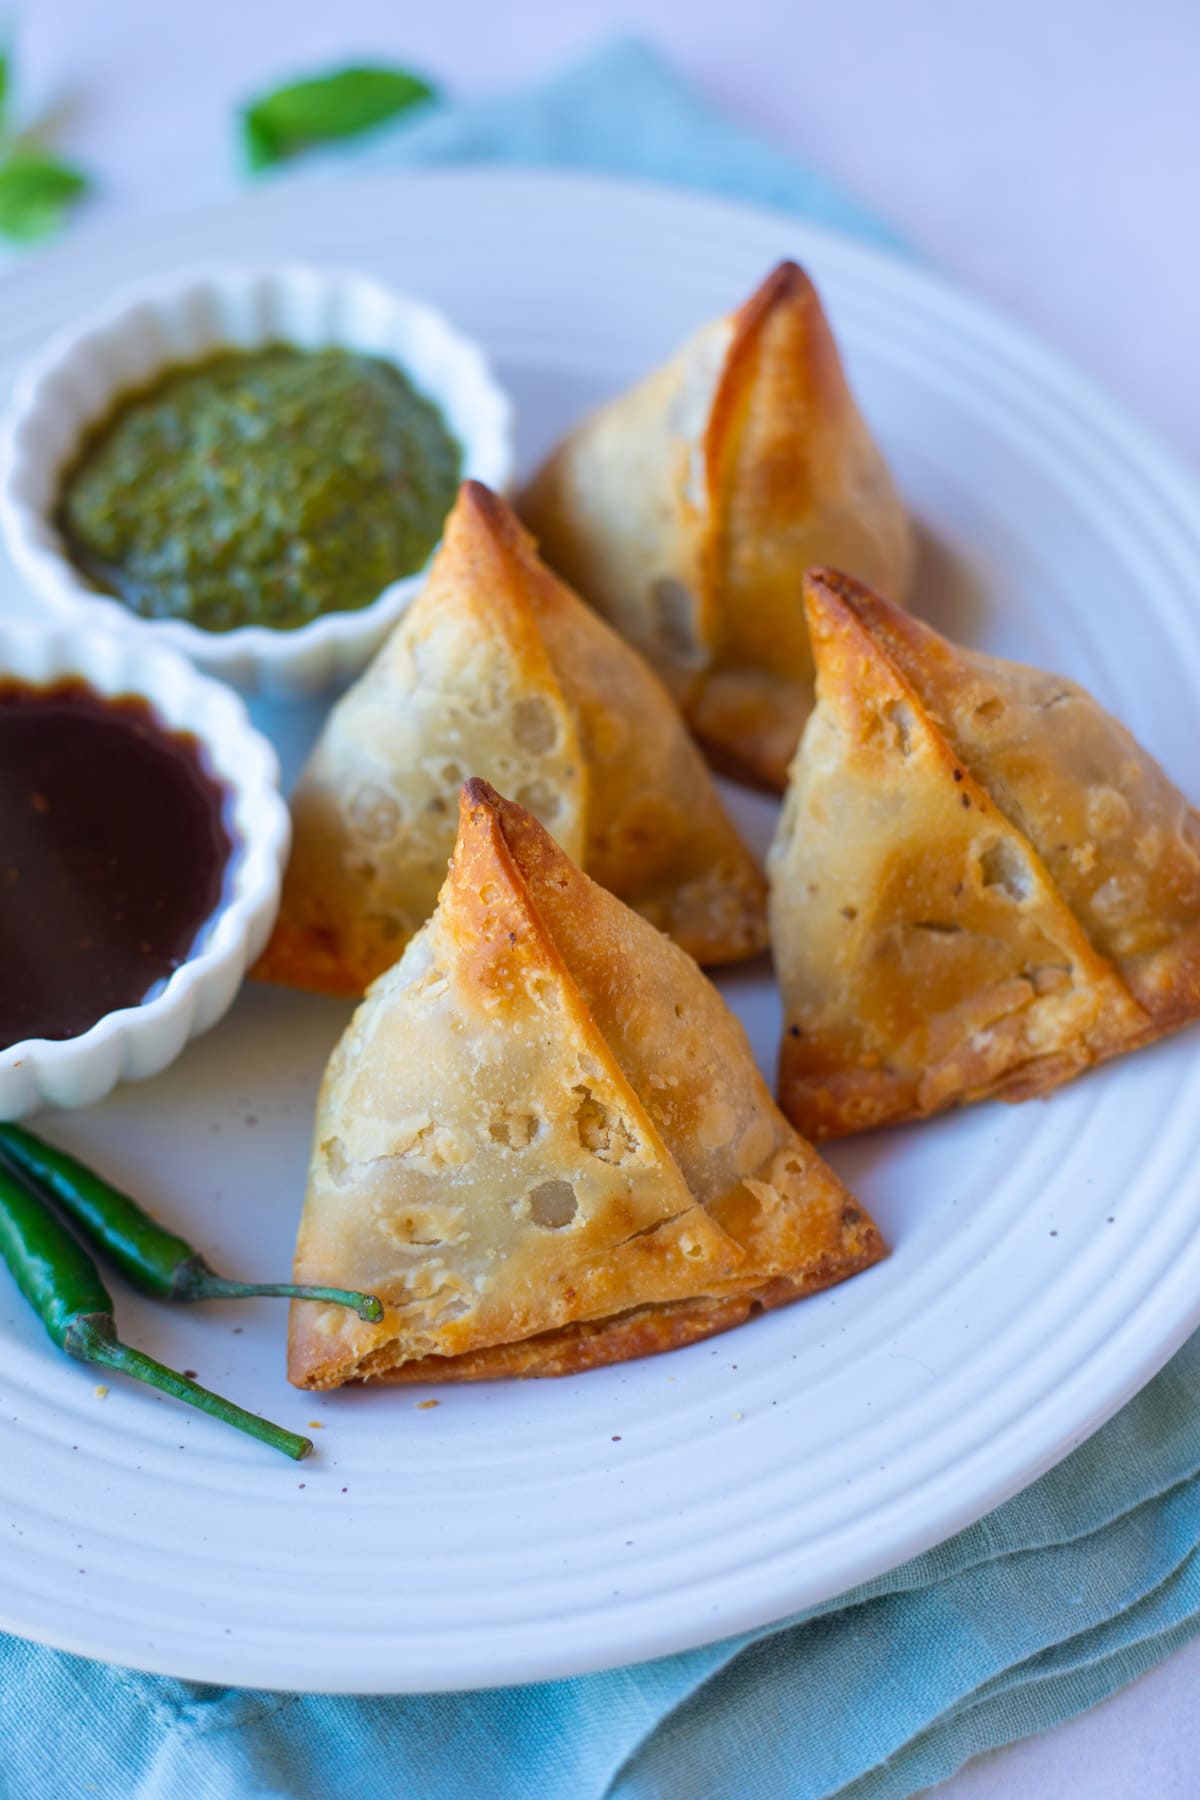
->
58;345;462;632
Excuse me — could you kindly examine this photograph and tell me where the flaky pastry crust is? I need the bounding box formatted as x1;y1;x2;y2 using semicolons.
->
520;262;914;790
255;482;765;994
289;781;882;1387
770;570;1200;1138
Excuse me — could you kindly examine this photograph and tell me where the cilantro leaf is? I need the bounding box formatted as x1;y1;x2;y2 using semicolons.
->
241;65;437;171
0;154;88;242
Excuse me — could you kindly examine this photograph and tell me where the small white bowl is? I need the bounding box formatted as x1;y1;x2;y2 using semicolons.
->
0;266;515;697
0;619;289;1120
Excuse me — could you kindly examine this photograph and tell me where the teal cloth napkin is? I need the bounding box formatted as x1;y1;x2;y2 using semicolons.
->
324;34;905;254
7;37;1200;1798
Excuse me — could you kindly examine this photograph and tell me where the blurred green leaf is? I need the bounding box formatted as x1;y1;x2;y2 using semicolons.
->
241;65;438;171
0;153;87;242
0;46;9;137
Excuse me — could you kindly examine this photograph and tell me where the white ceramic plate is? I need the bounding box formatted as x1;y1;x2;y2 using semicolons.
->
1;170;1198;1696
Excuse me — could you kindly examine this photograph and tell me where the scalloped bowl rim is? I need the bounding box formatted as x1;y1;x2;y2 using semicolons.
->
0;617;289;1107
0;263;516;677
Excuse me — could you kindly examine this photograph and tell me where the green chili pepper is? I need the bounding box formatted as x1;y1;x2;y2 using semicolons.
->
0;1164;311;1461
0;1124;381;1321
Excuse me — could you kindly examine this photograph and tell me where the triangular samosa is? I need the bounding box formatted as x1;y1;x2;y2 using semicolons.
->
255;482;766;995
519;261;914;790
770;569;1200;1138
289;781;883;1388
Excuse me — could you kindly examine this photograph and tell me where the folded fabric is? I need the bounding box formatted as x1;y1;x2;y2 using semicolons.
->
8;1328;1200;1798
318;35;906;255
5;35;1198;1800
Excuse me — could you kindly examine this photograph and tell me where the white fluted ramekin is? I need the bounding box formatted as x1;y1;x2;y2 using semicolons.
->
0;619;289;1120
0;266;515;697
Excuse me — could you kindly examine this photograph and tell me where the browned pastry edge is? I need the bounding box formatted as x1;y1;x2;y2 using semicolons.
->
357;1240;882;1384
252;916;369;998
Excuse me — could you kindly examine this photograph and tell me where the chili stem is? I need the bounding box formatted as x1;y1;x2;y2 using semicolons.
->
181;1271;382;1317
69;1315;312;1462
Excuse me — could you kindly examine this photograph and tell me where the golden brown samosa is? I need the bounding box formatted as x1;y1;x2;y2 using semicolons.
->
288;781;883;1388
520;261;913;790
770;569;1200;1139
255;482;766;995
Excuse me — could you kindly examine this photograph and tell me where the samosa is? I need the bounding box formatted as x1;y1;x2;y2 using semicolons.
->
289;781;883;1387
255;482;766;995
520;261;913;790
771;569;1200;1138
